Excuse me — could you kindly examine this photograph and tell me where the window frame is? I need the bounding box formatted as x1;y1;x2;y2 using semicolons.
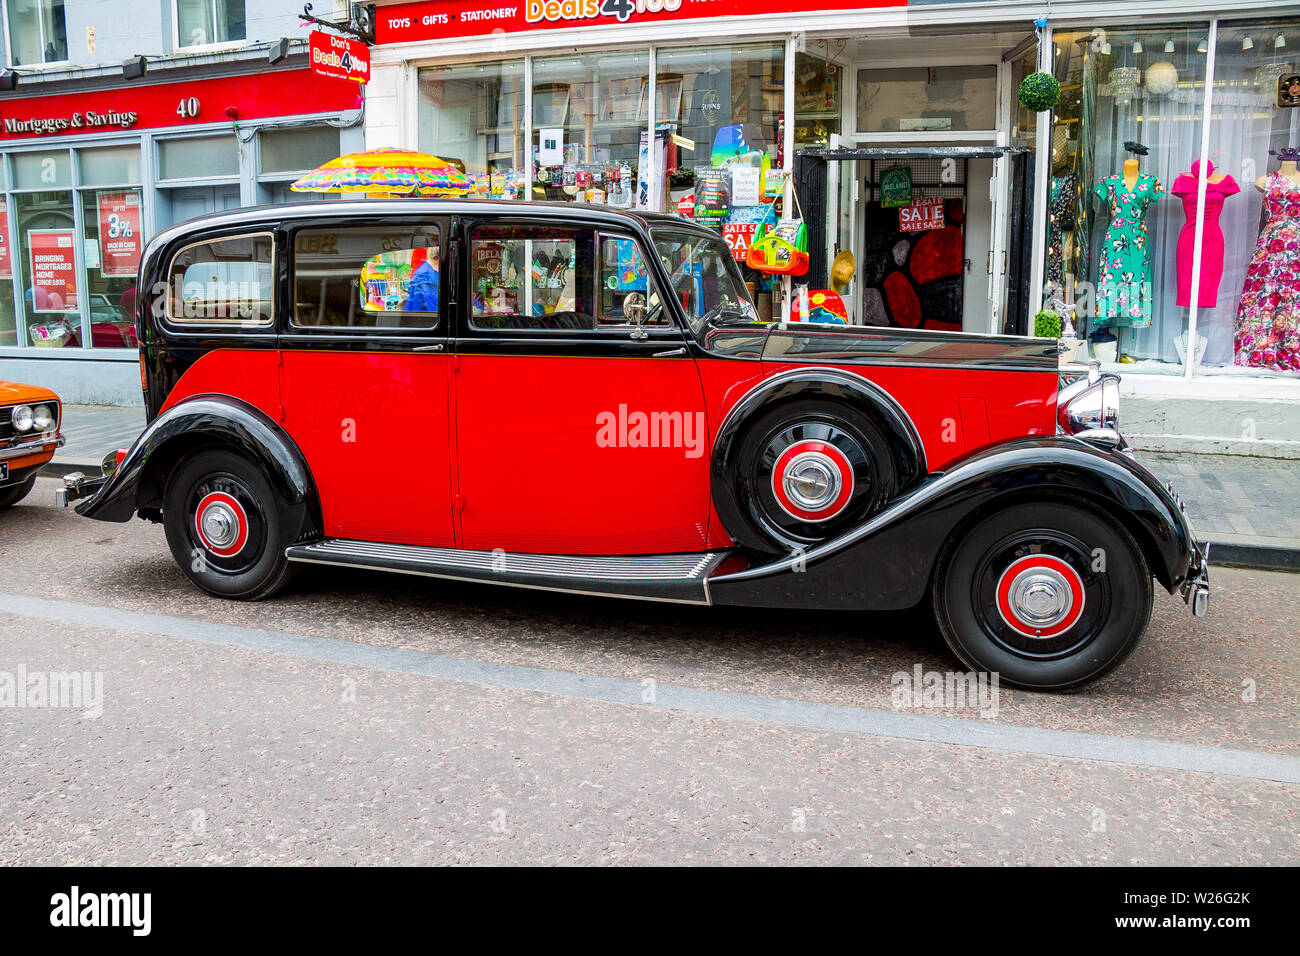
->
288;222;445;333
4;0;71;68
171;0;248;54
164;229;276;329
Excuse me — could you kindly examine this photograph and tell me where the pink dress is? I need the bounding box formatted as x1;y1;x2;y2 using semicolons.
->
1171;161;1239;308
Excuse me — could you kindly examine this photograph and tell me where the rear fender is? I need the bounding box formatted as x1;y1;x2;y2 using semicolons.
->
76;395;320;537
707;437;1197;610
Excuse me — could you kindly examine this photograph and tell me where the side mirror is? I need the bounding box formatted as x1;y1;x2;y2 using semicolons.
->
624;292;647;339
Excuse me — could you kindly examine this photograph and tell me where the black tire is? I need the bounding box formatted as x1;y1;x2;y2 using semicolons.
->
0;474;37;510
163;448;298;600
932;501;1152;691
733;399;898;552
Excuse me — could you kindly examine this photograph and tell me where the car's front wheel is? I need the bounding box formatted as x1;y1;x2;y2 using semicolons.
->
163;448;297;600
0;474;36;510
932;501;1152;691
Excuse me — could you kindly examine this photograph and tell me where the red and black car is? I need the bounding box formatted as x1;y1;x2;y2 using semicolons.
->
61;200;1209;690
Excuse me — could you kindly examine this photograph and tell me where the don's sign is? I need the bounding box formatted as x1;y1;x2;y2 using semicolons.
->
309;30;370;84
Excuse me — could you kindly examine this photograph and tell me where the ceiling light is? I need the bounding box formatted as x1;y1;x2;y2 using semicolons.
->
1133;40;1143;54
1164;39;1175;53
1197;37;1208;54
1276;34;1287;49
1101;41;1112;55
1242;35;1254;51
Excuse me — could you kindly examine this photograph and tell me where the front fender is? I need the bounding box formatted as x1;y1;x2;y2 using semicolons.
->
708;437;1198;610
75;395;319;528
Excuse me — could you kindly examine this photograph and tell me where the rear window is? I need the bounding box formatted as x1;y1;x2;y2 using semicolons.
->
293;227;441;329
167;233;274;326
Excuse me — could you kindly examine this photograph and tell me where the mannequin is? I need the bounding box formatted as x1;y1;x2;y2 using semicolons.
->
1235;146;1300;372
1093;141;1164;363
1171;160;1239;309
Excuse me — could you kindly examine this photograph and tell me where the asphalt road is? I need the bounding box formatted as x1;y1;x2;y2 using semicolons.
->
1;477;1297;865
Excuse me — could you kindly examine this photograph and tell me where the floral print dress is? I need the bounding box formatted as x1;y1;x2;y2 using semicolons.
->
1234;172;1300;373
1093;173;1163;328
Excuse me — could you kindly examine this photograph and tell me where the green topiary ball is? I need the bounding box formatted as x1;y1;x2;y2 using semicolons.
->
1034;309;1063;338
1018;72;1062;113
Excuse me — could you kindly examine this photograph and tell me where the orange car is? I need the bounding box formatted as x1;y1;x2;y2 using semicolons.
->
1;381;64;510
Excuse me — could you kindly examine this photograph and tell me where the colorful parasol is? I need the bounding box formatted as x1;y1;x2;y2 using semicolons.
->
291;147;471;196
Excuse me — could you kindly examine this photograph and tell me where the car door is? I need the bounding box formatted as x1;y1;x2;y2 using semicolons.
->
454;217;711;556
279;218;456;547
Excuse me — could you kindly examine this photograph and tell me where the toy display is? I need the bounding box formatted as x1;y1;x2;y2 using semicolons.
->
746;219;809;276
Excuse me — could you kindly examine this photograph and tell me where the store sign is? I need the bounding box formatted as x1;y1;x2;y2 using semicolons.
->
27;230;79;312
96;191;143;277
0;69;359;140
899;196;945;233
880;167;912;208
376;0;903;43
309;30;371;85
0;200;10;279
722;222;758;261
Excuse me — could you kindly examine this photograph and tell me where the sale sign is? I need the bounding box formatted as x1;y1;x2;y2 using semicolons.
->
309;30;370;84
899;196;945;233
96;191;143;277
722;222;758;262
28;230;79;312
0;199;10;279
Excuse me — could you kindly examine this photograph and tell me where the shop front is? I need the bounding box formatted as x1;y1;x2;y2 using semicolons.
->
0;62;363;403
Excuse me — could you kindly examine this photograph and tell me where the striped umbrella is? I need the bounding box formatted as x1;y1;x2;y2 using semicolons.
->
291;147;471;196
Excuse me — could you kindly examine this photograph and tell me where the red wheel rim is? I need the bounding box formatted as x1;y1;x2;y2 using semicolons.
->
995;554;1086;639
194;491;250;558
771;440;855;522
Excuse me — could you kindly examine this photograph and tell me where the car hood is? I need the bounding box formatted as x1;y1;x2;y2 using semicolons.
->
760;322;1060;373
0;380;60;405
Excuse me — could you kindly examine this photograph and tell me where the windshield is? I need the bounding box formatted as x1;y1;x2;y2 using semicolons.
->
650;227;758;336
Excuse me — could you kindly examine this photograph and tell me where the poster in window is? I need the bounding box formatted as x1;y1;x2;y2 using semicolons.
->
27;229;79;312
96;191;143;277
0;200;10;279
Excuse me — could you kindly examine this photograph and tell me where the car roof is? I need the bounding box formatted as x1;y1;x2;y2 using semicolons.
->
147;199;719;253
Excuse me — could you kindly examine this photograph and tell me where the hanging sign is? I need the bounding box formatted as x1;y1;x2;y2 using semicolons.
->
899;196;945;233
96;191;143;277
880;166;912;208
0;200;10;279
27;229;79;312
309;30;371;84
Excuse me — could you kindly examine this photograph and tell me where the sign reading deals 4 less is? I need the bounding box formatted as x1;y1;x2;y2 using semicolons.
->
375;0;903;43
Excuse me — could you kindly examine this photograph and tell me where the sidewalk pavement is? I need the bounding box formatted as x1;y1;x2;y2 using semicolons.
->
43;404;1300;571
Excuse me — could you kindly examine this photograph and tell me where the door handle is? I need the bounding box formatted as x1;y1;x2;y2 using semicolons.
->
414;344;445;352
652;347;687;357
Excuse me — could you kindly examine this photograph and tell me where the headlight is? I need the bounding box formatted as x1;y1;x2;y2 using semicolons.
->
1058;376;1120;434
32;404;55;431
10;404;33;432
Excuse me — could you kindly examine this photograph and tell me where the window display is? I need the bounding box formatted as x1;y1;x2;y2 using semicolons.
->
1171;160;1239;310
417;61;526;199
1234;148;1300;371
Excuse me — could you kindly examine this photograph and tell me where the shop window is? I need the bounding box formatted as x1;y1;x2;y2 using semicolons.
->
6;0;68;66
167;233;273;326
469;224;595;330
1199;19;1300;376
856;65;998;133
531;51;649;206
80;190;143;349
261;127;341;175
78;146;142;187
1046;24;1209;371
795;48;843;148
175;0;245;48
14;191;78;348
157;135;239;180
11;150;71;191
0;199;15;347
293;226;440;329
418;61;526;199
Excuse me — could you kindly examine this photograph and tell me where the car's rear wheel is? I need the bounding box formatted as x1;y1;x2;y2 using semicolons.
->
932;501;1152;691
0;474;36;510
733;399;898;553
163;448;297;600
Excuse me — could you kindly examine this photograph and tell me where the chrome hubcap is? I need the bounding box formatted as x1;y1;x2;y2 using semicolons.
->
1008;568;1073;629
200;502;239;549
782;452;840;511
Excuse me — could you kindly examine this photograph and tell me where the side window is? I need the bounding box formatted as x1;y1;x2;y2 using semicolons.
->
469;224;594;331
293;226;441;329
598;235;669;328
168;233;273;326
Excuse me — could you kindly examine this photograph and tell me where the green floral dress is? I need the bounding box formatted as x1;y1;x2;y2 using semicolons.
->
1093;173;1163;328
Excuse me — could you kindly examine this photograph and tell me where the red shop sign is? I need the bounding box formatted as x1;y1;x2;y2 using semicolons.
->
0;68;360;140
96;191;143;278
376;0;903;44
309;30;371;84
28;230;79;312
0;200;10;279
722;222;758;262
899;196;945;234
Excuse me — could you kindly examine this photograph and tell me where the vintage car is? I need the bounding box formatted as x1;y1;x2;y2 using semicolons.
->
1;380;63;509
60;200;1209;690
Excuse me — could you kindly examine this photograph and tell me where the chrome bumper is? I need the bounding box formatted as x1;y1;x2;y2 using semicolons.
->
0;434;64;461
1180;541;1210;617
55;471;106;507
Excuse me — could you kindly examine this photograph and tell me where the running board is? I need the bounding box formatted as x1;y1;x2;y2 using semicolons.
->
284;539;730;604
